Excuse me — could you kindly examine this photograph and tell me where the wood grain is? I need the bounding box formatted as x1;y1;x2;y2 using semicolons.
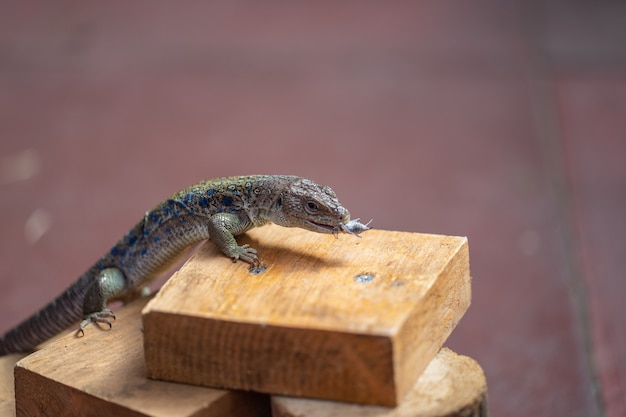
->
143;225;471;406
1;353;25;417
13;296;270;417
272;348;488;417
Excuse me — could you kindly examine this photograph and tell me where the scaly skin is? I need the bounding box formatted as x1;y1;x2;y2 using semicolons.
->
0;175;370;356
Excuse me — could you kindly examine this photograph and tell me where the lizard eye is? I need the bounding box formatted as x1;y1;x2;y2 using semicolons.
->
305;201;319;213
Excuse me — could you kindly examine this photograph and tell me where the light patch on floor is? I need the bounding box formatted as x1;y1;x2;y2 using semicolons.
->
0;149;41;184
24;208;52;245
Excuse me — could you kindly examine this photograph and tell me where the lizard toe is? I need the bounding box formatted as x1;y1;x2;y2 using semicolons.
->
76;309;117;337
230;245;259;266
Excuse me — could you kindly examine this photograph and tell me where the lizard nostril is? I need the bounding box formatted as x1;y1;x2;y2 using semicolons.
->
338;206;350;223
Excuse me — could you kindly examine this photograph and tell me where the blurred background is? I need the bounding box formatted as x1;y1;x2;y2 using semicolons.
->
1;1;624;416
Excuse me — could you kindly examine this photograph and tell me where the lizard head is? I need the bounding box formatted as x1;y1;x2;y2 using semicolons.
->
269;177;351;235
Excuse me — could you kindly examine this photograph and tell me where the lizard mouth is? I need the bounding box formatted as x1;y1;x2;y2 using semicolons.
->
306;220;340;234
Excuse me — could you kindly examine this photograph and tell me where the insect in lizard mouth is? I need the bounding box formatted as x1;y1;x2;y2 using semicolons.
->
306;218;372;238
306;220;340;234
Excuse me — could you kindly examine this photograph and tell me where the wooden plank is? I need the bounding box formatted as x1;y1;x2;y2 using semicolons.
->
2;326;74;417
272;348;488;417
143;225;471;406
13;296;270;417
1;353;25;417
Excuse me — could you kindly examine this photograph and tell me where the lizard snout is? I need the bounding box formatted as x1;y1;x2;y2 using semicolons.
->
338;206;350;224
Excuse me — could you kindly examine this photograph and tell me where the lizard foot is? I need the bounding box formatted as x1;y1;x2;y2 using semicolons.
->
76;309;116;337
230;244;259;266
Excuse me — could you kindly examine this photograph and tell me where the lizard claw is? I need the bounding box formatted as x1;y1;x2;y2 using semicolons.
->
230;244;260;266
76;309;116;337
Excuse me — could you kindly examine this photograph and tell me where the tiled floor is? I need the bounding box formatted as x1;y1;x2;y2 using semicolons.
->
1;2;625;416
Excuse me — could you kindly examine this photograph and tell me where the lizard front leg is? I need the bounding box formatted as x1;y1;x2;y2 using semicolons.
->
78;267;127;336
207;213;259;265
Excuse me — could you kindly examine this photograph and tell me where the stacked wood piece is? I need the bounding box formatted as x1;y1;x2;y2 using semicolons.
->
2;225;486;416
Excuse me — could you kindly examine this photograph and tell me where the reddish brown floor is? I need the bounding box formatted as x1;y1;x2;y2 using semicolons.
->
1;2;625;416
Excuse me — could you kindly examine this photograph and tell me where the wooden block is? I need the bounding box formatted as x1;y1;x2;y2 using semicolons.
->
13;296;270;417
272;348;488;417
1;353;26;417
2;323;78;417
144;225;471;406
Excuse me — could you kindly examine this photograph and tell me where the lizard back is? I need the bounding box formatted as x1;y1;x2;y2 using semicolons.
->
0;175;293;355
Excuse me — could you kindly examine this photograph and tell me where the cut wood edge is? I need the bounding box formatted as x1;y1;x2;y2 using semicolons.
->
143;228;471;406
1;328;72;417
12;296;271;417
271;348;488;417
1;353;24;417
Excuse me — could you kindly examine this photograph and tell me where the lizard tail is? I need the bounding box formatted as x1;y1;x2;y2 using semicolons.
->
0;272;93;356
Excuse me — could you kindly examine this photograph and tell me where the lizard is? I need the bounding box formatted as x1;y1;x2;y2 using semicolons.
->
0;175;370;356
